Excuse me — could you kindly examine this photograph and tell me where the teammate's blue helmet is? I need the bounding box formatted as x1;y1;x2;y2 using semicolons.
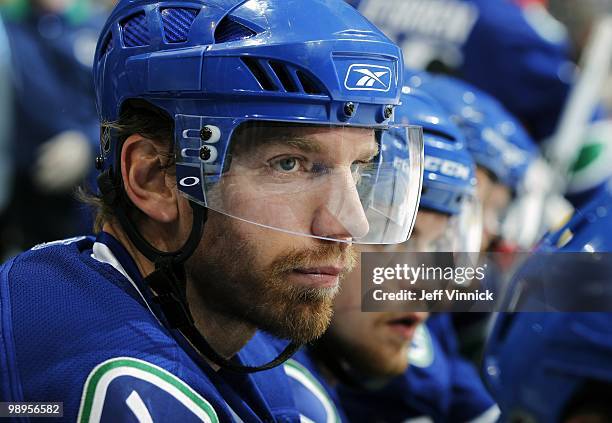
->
93;0;424;245
485;312;612;423
408;73;536;193
398;85;481;252
484;186;612;422
399;86;475;215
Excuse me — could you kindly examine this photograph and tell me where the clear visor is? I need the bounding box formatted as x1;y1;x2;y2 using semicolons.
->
438;196;483;253
484;187;511;238
176;117;424;244
401;195;482;253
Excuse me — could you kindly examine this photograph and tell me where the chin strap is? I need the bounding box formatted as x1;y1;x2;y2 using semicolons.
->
98;169;301;373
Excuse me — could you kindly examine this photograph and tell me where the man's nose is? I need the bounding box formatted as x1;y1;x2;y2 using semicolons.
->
311;168;370;241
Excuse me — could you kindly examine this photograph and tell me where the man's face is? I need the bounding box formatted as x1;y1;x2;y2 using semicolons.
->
322;251;428;379
476;167;511;251
186;125;377;343
406;210;450;252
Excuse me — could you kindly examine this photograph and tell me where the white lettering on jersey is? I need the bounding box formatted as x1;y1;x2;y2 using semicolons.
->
358;0;479;69
359;0;478;45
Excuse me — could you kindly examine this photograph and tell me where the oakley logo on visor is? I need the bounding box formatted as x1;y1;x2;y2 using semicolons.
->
344;64;392;92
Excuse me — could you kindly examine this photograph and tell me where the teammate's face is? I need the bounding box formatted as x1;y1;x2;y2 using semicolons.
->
322;253;428;379
476;167;511;250
406;210;450;252
185;126;379;343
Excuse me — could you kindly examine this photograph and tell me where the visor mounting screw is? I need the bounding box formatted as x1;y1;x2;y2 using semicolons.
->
344;102;356;117
199;146;211;161
95;155;104;170
384;105;394;119
200;126;213;141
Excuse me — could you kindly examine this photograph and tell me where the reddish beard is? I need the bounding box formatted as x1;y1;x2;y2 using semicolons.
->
187;219;357;344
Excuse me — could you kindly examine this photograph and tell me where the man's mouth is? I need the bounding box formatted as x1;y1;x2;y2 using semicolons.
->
291;266;343;288
385;313;424;341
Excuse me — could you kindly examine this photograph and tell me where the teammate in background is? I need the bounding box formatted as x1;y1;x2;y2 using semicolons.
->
412;74;538;253
280;88;499;423
408;73;539;362
484;186;612;423
0;1;424;421
347;0;574;141
0;0;104;249
0;15;14;260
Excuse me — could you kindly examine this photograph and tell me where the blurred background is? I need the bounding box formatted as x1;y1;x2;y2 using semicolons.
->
0;0;611;421
0;0;113;259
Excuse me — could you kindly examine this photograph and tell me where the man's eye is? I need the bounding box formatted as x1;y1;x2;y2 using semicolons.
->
271;157;301;173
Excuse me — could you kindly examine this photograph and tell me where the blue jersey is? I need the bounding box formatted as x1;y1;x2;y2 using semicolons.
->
282;316;498;422
0;233;299;422
338;315;499;422
349;0;572;141
263;335;346;423
282;350;346;423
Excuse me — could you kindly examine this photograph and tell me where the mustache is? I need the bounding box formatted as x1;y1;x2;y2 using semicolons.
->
268;242;358;279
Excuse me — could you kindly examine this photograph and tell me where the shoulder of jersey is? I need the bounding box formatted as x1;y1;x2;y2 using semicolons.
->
282;348;345;423
0;237;232;422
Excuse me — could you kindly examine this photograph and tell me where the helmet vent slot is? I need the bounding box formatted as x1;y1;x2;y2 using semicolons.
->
215;17;257;44
161;8;199;44
296;70;325;95
122;12;150;48
269;61;299;93
241;57;278;91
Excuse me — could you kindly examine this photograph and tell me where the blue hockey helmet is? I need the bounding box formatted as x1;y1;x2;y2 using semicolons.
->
484;186;612;422
397;85;481;252
408;73;536;193
93;0;424;245
484;312;612;423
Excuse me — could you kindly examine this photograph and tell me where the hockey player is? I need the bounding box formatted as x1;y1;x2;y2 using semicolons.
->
0;0;425;421
411;74;538;253
411;74;540;360
279;88;499;423
484;185;612;422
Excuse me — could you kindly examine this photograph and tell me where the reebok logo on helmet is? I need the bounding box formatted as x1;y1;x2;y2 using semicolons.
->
344;64;392;92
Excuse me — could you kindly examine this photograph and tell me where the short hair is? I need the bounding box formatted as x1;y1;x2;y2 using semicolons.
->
78;100;174;232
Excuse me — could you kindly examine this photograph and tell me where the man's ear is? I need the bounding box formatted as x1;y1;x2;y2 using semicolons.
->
121;134;178;223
